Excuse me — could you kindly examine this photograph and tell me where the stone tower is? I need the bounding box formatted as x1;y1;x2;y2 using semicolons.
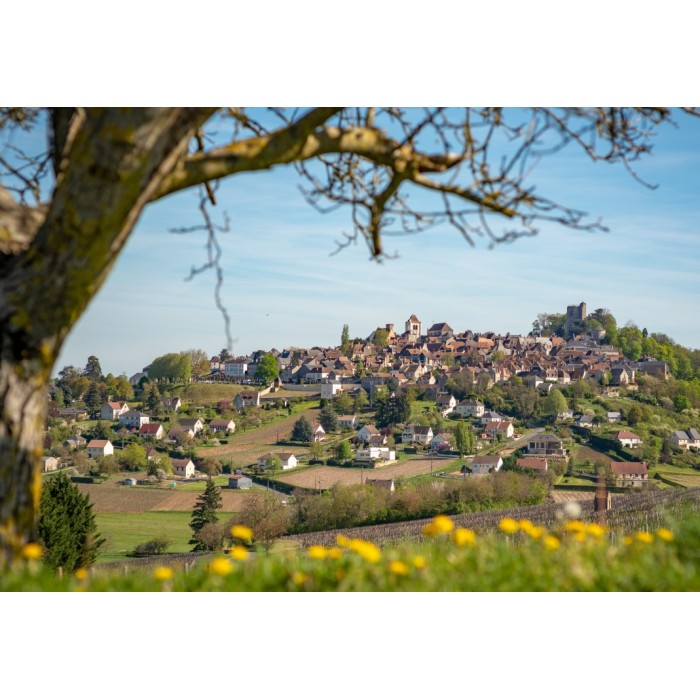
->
405;314;421;342
565;302;587;336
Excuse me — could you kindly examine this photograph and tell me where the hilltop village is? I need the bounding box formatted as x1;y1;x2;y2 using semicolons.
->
45;303;700;559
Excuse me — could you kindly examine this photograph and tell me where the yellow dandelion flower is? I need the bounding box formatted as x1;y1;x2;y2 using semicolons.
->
656;528;674;542
453;528;476;546
230;546;249;561
565;520;585;533
293;571;308;585
412;555;427;569
432;515;454;534
422;522;439;537
586;523;606;539
308;545;327;560
230;524;253;541
519;519;534;532
573;532;587;543
623;535;633;546
209;557;234;576
543;535;560;551
635;531;654;545
499;518;519;535
528;526;544;540
389;561;409;576
336;534;351;548
349;539;381;563
74;567;89;581
21;542;42;560
327;547;343;559
154;566;174;581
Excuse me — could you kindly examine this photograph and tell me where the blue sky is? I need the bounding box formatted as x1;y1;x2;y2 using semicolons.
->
48;109;700;376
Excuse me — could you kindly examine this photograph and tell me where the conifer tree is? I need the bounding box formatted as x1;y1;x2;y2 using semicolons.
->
189;479;223;551
319;403;338;432
38;473;105;572
291;415;314;443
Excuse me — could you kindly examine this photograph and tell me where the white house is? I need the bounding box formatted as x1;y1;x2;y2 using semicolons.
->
257;452;298;470
454;400;485;418
430;433;453;452
669;429;700;451
470;455;503;474
209;418;236;434
42;456;59;472
234;391;261;410
337;415;358;429
172;458;195;478
87;439;114;459
357;424;380;444
435;394;457;417
100;401;129;421
139;423;165;440
616;431;642;449
321;382;343;400
356;446;396;462
313;424;327;442
179;418;204;435
119;410;150;429
224;357;250;378
402;424;433;445
484;421;514;440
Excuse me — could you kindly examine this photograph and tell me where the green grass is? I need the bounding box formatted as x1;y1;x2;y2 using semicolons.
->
95;511;234;562
6;512;700;591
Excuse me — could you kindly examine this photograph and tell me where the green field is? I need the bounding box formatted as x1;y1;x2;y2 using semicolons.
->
95;511;235;563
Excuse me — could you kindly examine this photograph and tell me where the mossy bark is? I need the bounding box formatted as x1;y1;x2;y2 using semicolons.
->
0;108;213;559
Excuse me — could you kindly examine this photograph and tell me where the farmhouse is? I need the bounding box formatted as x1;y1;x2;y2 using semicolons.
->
516;457;548;473
669;429;700;451
139;423;165;440
484;421;514;440
357;424;380;444
119;410;150;429
179;418;204;435
610;461;648;487
616;431;642;449
402;424;434;445
172;458;196;478
470;455;503;474
454;399;485;418
86;440;114;459
100;401;129;421
257;453;298;470
337;415;358;429
209;418;236;434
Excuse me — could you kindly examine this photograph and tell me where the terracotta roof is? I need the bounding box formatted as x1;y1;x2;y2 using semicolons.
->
472;455;502;465
610;461;648;475
516;458;548;471
87;440;110;448
616;431;641;440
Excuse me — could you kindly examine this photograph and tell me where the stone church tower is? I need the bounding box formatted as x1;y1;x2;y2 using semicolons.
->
405;314;422;342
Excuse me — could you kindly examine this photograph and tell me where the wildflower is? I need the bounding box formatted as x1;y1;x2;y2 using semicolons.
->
635;531;654;545
230;524;253;542
349;538;381;563
453;528;476;546
518;519;534;533
308;545;327;560
563;502;582;519
499;518;519;535
565;520;585;533
388;561;409;576
209;557;234;576
656;528;674;542
412;555;427;569
432;515;454;534
229;546;249;561
327;547;343;559
586;523;606;539
336;534;351;548
543;535;560;551
74;567;89;581
422;523;439;537
154;566;174;581
293;571;308;585
21;543;42;560
573;532;587;543
527;526;544;540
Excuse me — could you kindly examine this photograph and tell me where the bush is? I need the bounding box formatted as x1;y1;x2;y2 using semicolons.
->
131;536;171;557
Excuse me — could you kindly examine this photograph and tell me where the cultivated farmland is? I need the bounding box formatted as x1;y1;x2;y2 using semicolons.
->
275;457;449;490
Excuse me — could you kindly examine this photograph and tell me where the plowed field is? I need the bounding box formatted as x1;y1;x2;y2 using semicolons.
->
276;458;449;490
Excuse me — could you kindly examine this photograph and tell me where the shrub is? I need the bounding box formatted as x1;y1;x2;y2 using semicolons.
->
131;536;171;557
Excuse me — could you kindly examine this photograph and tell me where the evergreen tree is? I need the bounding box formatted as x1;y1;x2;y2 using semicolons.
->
145;382;163;415
291;415;314;443
83;355;103;381
340;324;351;355
375;393;412;428
319;403;338;432
84;381;102;415
38;473;105;572
189;479;223;551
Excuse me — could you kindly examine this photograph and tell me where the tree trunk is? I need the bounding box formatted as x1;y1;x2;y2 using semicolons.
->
0;108;214;560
